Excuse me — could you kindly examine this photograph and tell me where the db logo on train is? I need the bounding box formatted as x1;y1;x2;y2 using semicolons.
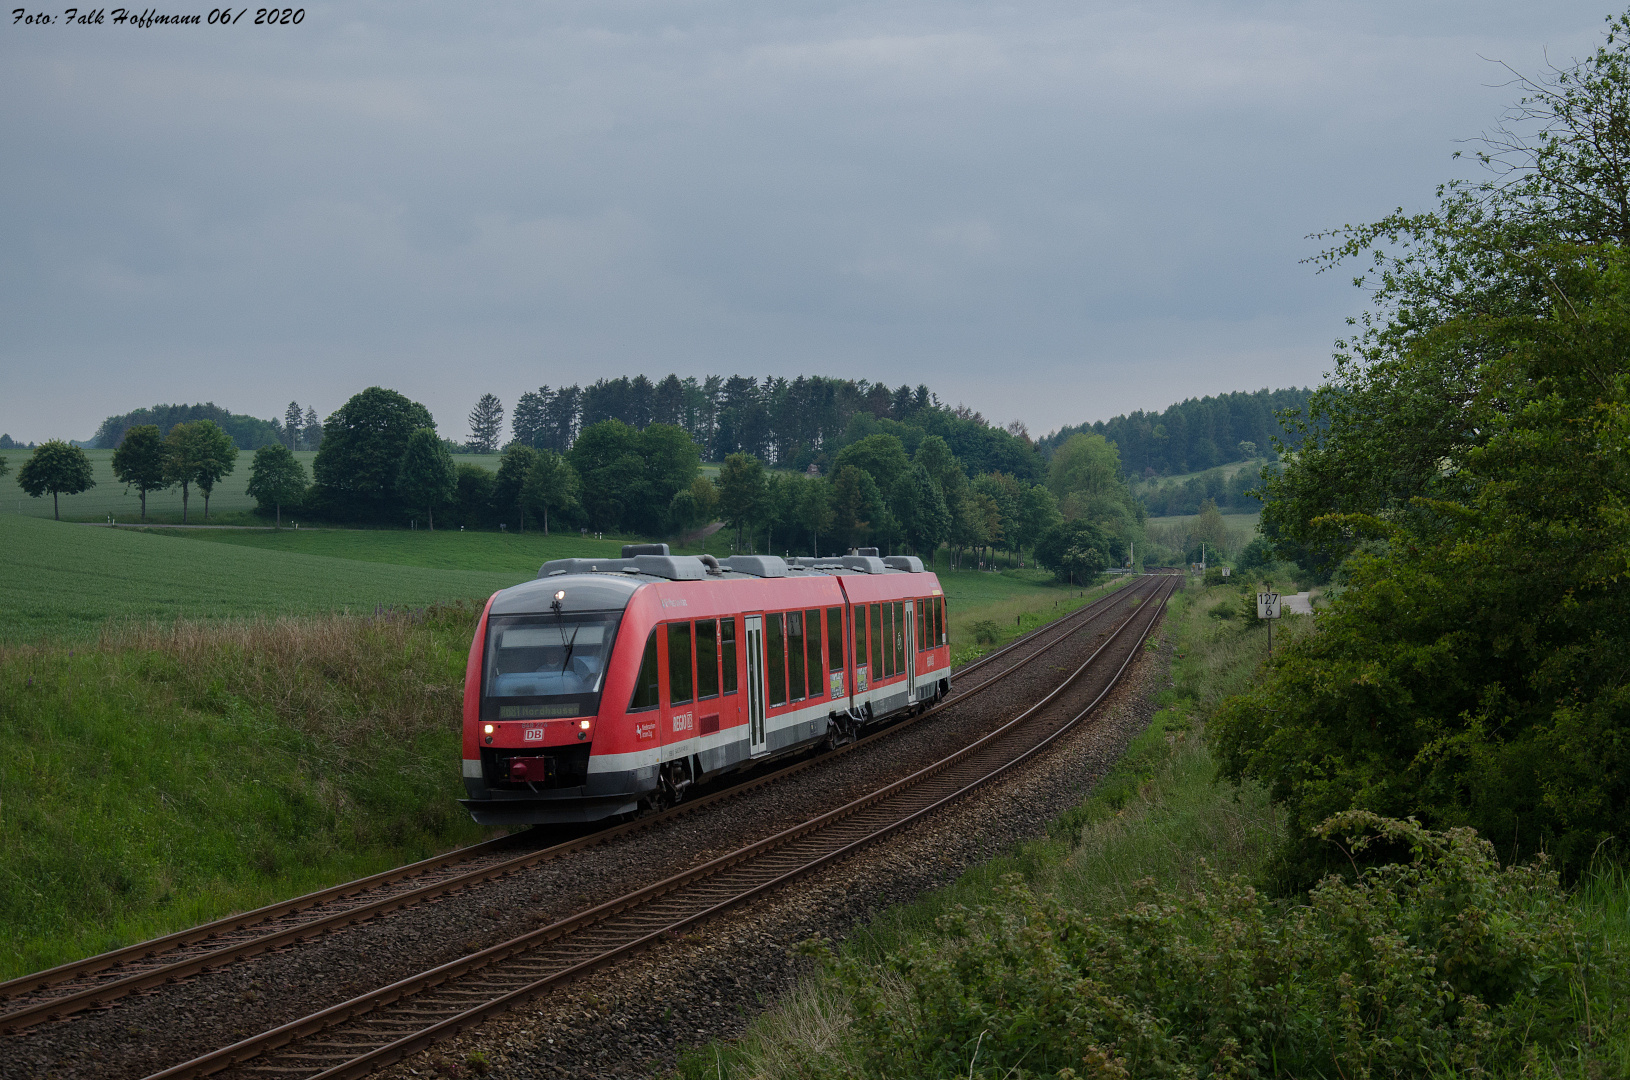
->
524;726;546;742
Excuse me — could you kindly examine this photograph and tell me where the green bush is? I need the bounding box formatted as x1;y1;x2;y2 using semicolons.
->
837;814;1617;1080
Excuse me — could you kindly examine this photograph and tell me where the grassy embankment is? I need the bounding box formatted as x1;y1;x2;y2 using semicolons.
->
0;517;1104;980
677;584;1630;1079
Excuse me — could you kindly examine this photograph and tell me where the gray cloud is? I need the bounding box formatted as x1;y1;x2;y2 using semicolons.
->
0;0;1609;441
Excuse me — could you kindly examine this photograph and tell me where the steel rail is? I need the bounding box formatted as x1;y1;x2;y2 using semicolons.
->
0;576;1151;1034
142;575;1176;1080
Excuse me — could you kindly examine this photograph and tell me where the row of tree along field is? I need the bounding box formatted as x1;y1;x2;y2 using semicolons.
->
11;382;1168;580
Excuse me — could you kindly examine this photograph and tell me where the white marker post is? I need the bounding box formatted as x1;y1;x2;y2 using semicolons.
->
1257;590;1281;652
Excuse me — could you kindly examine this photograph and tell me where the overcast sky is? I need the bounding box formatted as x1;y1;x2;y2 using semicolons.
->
0;1;1611;445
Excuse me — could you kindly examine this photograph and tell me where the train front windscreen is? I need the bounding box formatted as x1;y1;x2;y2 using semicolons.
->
482;612;623;720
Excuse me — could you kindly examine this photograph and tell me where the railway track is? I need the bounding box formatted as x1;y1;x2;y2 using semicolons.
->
0;574;1154;1036
142;573;1176;1080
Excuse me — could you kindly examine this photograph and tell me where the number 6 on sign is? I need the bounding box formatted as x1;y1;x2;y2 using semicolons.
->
1256;593;1281;619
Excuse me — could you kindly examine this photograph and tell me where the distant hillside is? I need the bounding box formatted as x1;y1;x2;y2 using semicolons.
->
93;403;284;451
1037;387;1313;478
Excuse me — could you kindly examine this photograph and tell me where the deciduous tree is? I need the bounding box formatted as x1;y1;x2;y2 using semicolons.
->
520;449;579;535
717;453;767;551
492;444;539;531
397;427;457;530
246;442;308;528
895;463;949;560
17;440;95;520
311;387;434;521
162;423;208;524
111;424;168;522
188;421;238;522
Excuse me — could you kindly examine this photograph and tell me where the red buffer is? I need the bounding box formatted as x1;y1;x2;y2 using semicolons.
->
460;545;951;824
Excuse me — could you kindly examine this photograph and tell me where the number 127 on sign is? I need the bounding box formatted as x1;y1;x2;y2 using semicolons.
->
1256;593;1281;619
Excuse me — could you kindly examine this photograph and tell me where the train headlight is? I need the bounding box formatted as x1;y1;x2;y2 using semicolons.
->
554;590;566;602
483;724;494;735
579;719;591;730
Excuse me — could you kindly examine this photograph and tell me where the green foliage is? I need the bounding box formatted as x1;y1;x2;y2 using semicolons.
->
894;463;950;557
835;434;911;500
1047;432;1143;533
111;424;169;523
183;420;239;522
245;443;308;527
1038;386;1313;478
466;393;504;454
311;386;436;522
670;474;720;535
567;420;699;534
829;463;890;552
839;816;1611;1080
93;402;283;452
1034;519;1118;583
396;427;457;529
492;443;539;531
717;452;768;549
519;448;579;535
17;439;96;520
1224;14;1630;887
453;462;496;529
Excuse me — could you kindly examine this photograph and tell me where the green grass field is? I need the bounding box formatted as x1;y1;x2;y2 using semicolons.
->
0;448;503;525
167;523;629;573
0;516;529;643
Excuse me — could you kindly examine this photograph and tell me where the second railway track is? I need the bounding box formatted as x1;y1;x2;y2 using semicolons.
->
0;575;1153;1038
138;573;1177;1080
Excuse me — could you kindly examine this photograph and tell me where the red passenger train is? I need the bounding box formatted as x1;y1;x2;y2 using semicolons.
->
460;545;951;825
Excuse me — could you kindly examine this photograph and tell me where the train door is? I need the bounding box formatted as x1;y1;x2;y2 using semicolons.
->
905;601;916;695
744;615;768;756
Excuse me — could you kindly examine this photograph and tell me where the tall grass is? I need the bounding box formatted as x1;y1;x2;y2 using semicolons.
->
0;604;490;980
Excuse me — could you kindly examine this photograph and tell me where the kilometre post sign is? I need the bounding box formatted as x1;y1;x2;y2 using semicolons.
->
1256;592;1281;620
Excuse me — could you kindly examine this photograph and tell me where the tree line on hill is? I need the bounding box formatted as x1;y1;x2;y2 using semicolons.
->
498;374;1045;480
1037;386;1312;479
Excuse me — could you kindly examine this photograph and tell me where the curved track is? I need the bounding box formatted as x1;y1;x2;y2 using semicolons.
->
0;575;1152;1035
144;574;1176;1080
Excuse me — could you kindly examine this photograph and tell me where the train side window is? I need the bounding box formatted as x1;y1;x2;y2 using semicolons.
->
936;596;945;645
767;613;788;707
881;603;894;678
629;629;660;711
869;603;883;677
696;619;719;699
668;621;694;706
826;607;843;673
894;601;905;674
787;611;806;702
720;617;738;695
804;608;824;698
916;599;926;650
852;606;866;672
